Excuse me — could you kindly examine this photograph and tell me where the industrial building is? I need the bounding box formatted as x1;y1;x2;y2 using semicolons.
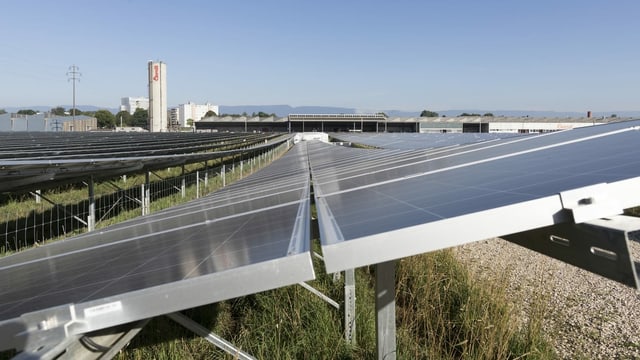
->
0;112;97;132
195;113;620;133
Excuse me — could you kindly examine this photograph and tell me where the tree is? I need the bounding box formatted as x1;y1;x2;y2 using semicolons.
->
0;109;6;115
114;111;132;127
17;109;37;115
131;108;149;128
420;110;439;117
483;113;494;117
610;114;617;118
51;107;66;116
68;108;83;116
187;118;194;127
94;109;116;129
204;110;217;118
459;112;481;117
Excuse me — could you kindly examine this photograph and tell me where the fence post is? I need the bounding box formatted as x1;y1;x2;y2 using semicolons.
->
181;165;186;199
143;171;150;215
87;176;95;232
222;164;226;187
196;170;200;199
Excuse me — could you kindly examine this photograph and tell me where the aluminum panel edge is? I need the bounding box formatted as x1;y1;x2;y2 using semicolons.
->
0;252;315;354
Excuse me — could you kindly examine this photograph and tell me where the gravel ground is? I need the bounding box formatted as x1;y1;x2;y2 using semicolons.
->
454;238;640;359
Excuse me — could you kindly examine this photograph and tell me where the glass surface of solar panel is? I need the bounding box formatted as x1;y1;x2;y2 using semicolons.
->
0;133;293;193
330;132;525;149
312;120;640;271
0;203;301;320
0;143;314;339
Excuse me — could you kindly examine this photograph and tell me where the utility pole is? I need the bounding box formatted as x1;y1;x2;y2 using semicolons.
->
67;65;81;121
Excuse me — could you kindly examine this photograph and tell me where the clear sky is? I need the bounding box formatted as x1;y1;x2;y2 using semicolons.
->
1;0;638;113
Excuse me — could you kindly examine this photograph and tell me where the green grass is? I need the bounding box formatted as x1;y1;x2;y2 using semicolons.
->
112;249;556;360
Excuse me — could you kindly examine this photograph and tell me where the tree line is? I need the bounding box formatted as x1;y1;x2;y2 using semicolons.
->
420;110;494;117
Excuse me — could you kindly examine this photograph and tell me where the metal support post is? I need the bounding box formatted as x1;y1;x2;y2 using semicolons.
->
143;171;150;215
344;268;357;345
140;183;145;216
196;170;200;199
181;165;186;198
376;260;397;360
222;164;226;187
87;176;95;232
35;189;41;204
240;158;243;179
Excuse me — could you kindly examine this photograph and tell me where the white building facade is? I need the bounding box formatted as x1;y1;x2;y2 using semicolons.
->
148;61;168;132
119;97;149;115
173;102;219;128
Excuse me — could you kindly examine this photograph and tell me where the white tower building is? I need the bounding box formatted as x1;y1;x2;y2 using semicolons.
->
148;61;167;132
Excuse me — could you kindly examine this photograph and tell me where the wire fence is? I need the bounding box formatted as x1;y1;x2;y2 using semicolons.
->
0;142;290;255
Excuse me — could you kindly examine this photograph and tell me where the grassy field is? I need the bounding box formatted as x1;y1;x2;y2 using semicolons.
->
113;247;556;359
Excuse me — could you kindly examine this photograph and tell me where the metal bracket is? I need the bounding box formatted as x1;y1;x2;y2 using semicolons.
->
559;183;622;223
504;215;640;289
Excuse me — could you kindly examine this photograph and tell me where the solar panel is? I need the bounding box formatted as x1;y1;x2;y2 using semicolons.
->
311;120;640;272
330;132;525;149
0;135;291;193
0;143;314;355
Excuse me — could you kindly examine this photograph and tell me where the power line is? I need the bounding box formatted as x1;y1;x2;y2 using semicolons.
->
66;65;81;120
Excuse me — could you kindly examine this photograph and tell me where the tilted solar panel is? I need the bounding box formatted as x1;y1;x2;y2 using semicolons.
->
0;143;314;355
311;120;640;272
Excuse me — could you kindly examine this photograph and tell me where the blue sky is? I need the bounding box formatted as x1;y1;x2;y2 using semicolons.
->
1;0;638;113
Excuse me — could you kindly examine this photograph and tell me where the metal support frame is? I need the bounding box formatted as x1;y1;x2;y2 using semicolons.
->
167;312;255;360
298;282;339;309
344;269;356;345
12;320;148;360
87;176;95;232
504;214;640;288
181;165;186;198
376;260;396;360
143;171;150;216
28;191;87;227
196;170;200;199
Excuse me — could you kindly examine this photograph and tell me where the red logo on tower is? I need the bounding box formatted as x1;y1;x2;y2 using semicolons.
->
153;64;159;81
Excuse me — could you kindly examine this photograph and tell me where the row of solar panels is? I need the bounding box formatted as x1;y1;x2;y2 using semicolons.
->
0;133;290;193
0;132;273;160
1;120;640;357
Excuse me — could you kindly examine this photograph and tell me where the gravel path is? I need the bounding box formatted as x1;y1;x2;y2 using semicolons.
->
454;238;640;359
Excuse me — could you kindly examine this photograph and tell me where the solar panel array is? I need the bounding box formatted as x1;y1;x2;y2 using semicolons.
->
330;132;526;149
0;132;287;193
310;120;640;272
0;143;314;354
1;120;640;356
